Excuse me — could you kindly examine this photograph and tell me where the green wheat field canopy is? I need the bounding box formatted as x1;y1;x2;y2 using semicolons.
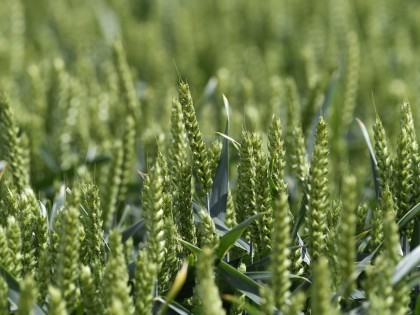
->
0;0;419;314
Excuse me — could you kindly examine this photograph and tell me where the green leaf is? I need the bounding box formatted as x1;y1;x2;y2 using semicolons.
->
349;289;365;300
333;251;379;302
193;207;250;252
415;293;420;315
398;202;420;230
392;245;420;285
355;119;376;165
48;185;66;230
85;154;110;164
354;246;380;279
290;194;308;245
246;255;270;272
121;219;145;244
355;230;370;243
127;261;135;280
0;160;6;181
216;259;264;305
347;304;369;315
39;147;60;174
0;264;19;293
244;271;311;283
158;262;189;315
209;95;230;222
406;272;420;289
356;118;380;199
410;219;420;251
222;294;261;315
178;239;202;256
196;77;218;107
0;264;46;314
331;249;380;304
178;239;264;305
215;132;240;151
306;70;338;160
216;213;263;259
155;297;192;315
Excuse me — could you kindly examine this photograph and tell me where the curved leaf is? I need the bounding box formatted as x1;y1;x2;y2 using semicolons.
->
356;118;380;199
0;160;7;181
246;255;270;272
392;245;420;285
216;213;262;259
222;294;261;315
154;297;192;315
406;272;420;289
215;132;240;151
244;271;311;284
127;261;135;280
216;259;264;305
178;239;264;305
49;185;66;230
307;70;338;160
410;219;420;251
193;207;250;252
121;219;145;244
398;202;420;230
215;223;250;252
196;77;218;107
178;239;202;256
157;262;189;315
209;95;230;222
290;194;308;245
0;264;46;314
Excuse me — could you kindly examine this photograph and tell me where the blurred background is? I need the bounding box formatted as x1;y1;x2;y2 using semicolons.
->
0;0;418;198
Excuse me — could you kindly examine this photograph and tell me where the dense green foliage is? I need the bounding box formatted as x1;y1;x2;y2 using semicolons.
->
0;0;419;314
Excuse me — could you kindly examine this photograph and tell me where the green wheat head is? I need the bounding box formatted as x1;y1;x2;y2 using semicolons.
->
306;116;330;262
235;130;257;242
195;247;225;315
0;94;29;191
134;249;157;315
178;81;213;192
102;230;134;315
142;160;166;270
373;114;393;194
337;174;357;301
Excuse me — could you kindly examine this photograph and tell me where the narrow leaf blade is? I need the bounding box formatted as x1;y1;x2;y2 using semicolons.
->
216;260;264;305
0;264;46;314
398;202;420;230
209;95;230;222
222;294;261;315
290;194;308;245
392;245;420;285
356;118;380;199
154;297;192;315
178;239;264;305
216;213;262;259
157;262;189;315
121;219;145;243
